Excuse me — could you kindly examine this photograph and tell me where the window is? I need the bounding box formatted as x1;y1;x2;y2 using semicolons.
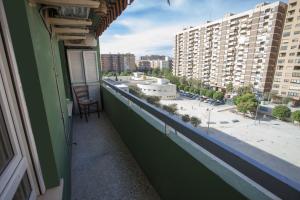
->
276;72;283;76
279;53;286;57
277;65;284;70
284;24;292;30
282;32;291;37
273;78;280;82
294;31;300;35
277;59;285;64
292;38;298;42
286;17;294;23
294;66;300;70
291;45;297;49
291;79;300;84
287;92;299;97
296;23;300;28
284;79;289;83
292;72;300;77
288;59;294;63
289;2;297;7
289;53;295;56
273;84;279;88
280;46;288;50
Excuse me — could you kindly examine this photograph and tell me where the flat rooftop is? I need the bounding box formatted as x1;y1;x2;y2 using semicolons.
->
160;98;300;184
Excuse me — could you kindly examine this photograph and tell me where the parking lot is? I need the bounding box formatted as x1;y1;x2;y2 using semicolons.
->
160;96;300;183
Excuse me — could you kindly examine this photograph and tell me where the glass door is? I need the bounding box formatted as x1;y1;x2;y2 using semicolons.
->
0;24;36;200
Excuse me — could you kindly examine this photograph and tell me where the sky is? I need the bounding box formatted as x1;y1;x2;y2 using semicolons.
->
99;0;284;57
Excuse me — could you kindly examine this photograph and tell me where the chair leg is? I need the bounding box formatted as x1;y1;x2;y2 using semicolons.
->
88;105;90;116
79;106;82;119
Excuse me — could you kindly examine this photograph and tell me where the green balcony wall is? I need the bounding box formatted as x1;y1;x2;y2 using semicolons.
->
102;86;247;200
3;1;71;199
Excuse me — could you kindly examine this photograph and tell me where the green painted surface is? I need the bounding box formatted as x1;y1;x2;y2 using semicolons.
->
3;1;71;199
58;42;72;100
102;86;247;200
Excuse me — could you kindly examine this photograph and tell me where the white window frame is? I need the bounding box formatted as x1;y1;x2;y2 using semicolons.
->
0;0;46;198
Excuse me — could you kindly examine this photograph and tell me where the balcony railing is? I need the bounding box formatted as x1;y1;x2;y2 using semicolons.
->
101;79;300;200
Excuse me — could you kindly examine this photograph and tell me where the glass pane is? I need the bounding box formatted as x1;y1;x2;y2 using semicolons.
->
0;106;14;175
12;172;32;200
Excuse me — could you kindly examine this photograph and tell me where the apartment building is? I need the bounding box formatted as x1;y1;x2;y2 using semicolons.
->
138;55;171;71
101;53;136;72
272;0;300;104
173;2;287;93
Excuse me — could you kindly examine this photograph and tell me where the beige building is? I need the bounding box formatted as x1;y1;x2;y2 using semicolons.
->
101;53;136;72
138;55;171;71
272;0;300;103
173;2;287;93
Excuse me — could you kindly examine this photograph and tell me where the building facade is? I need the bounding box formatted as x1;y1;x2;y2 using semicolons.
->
137;78;177;99
101;53;136;72
272;0;300;103
138;55;171;71
173;2;287;93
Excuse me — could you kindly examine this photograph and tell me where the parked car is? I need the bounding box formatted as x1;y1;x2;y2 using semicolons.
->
212;100;225;106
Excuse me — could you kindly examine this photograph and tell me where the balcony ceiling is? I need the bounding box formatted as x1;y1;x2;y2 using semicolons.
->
28;0;134;43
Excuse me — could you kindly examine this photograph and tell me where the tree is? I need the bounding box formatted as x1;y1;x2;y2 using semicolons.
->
282;97;291;105
200;88;207;96
235;93;258;116
184;85;190;92
129;85;144;98
151;68;161;77
226;82;234;93
178;84;184;90
205;90;215;98
213;91;224;100
291;110;300;123
181;114;191;122
189;87;195;93
272;105;291;120
190;116;201;127
162;104;177;115
237;84;253;96
145;96;161;105
180;76;188;86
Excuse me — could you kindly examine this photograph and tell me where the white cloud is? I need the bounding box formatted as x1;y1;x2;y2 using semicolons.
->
100;19;179;56
100;15;200;56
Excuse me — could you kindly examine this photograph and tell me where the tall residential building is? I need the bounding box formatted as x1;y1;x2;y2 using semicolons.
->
173;2;287;93
272;0;300;103
138;55;171;71
101;53;136;72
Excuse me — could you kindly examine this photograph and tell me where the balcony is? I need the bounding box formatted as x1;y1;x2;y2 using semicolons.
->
71;114;159;200
95;80;300;200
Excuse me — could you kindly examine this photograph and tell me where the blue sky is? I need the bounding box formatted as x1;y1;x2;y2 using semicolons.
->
99;0;284;57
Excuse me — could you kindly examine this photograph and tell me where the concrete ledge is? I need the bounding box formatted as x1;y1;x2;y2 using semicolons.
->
38;179;63;200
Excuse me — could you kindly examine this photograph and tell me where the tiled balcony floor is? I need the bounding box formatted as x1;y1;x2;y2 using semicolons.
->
71;113;160;200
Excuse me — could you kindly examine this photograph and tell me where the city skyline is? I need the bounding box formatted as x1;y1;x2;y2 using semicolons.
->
99;0;283;56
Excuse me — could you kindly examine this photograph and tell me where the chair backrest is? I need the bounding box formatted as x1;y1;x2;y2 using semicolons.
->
73;85;89;103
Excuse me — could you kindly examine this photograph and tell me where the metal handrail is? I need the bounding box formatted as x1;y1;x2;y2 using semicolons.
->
102;79;300;200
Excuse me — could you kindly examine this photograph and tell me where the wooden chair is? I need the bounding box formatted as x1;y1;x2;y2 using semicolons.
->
73;85;100;121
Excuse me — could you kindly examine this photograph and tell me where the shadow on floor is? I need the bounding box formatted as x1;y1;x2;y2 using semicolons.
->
71;113;160;200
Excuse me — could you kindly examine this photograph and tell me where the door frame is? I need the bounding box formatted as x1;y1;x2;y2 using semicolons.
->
0;0;45;196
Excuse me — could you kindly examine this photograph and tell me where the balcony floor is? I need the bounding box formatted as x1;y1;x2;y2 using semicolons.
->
71;113;160;200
